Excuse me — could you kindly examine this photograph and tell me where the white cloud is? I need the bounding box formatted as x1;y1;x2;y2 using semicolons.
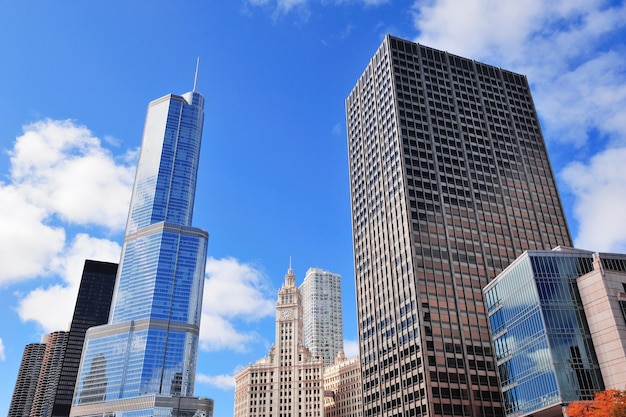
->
542;51;626;146
199;257;275;352
343;338;359;358
196;372;236;390
413;0;545;62
203;257;275;320
0;185;66;285
0;118;134;332
0;119;134;287
199;313;261;352
561;147;626;253
9;119;135;231
0;338;5;361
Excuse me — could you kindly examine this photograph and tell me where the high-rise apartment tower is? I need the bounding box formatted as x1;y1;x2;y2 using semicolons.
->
30;331;70;417
8;342;46;417
299;268;343;367
346;35;571;417
70;74;213;416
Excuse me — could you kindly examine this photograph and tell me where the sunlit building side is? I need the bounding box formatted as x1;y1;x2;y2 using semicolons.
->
323;351;362;417
70;80;213;417
300;268;344;367
483;247;619;417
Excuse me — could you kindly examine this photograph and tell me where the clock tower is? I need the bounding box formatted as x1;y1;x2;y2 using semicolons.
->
234;264;324;417
275;264;306;370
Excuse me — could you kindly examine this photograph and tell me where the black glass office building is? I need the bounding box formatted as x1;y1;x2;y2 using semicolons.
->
51;260;117;417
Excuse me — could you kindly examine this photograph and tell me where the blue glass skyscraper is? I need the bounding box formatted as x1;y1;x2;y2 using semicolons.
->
70;81;213;417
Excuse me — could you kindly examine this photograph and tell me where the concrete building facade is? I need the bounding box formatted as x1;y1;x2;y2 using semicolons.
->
323;351;363;417
575;252;626;389
7;342;47;417
346;35;571;417
30;331;70;417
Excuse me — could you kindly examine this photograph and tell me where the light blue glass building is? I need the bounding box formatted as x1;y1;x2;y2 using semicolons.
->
484;248;604;417
70;86;213;417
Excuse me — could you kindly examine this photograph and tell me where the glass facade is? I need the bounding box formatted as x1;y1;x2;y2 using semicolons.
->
71;90;211;417
484;251;604;416
52;260;117;417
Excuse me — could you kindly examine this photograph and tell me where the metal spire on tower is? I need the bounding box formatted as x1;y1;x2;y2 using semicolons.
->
193;57;200;92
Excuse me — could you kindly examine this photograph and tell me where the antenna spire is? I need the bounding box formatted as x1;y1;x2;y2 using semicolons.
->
193;57;200;92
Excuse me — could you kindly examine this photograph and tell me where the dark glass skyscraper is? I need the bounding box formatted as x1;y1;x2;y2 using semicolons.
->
70;83;213;417
346;35;571;417
51;260;118;417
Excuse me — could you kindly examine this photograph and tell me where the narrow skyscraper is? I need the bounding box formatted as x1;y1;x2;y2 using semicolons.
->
8;342;46;417
299;268;343;367
30;331;70;417
346;35;571;417
70;71;213;417
52;260;118;417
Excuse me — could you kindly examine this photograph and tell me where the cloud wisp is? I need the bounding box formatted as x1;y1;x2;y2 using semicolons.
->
0;119;135;330
196;371;237;390
199;257;275;352
244;0;389;20
560;147;626;253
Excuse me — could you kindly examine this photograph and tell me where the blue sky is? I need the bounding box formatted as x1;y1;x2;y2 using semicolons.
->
0;1;625;416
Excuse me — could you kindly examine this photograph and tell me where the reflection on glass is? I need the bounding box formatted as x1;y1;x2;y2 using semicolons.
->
484;252;604;416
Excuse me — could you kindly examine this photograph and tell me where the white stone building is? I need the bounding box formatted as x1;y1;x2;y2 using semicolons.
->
299;268;343;367
323;351;362;417
234;267;324;417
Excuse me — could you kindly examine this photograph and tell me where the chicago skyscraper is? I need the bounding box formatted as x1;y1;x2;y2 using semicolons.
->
299;268;344;367
70;70;213;416
346;35;571;417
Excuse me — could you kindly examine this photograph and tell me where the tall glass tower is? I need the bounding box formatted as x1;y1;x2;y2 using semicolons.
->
70;80;213;417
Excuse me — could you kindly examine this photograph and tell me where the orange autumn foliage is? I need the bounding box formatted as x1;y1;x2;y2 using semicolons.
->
567;390;626;417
